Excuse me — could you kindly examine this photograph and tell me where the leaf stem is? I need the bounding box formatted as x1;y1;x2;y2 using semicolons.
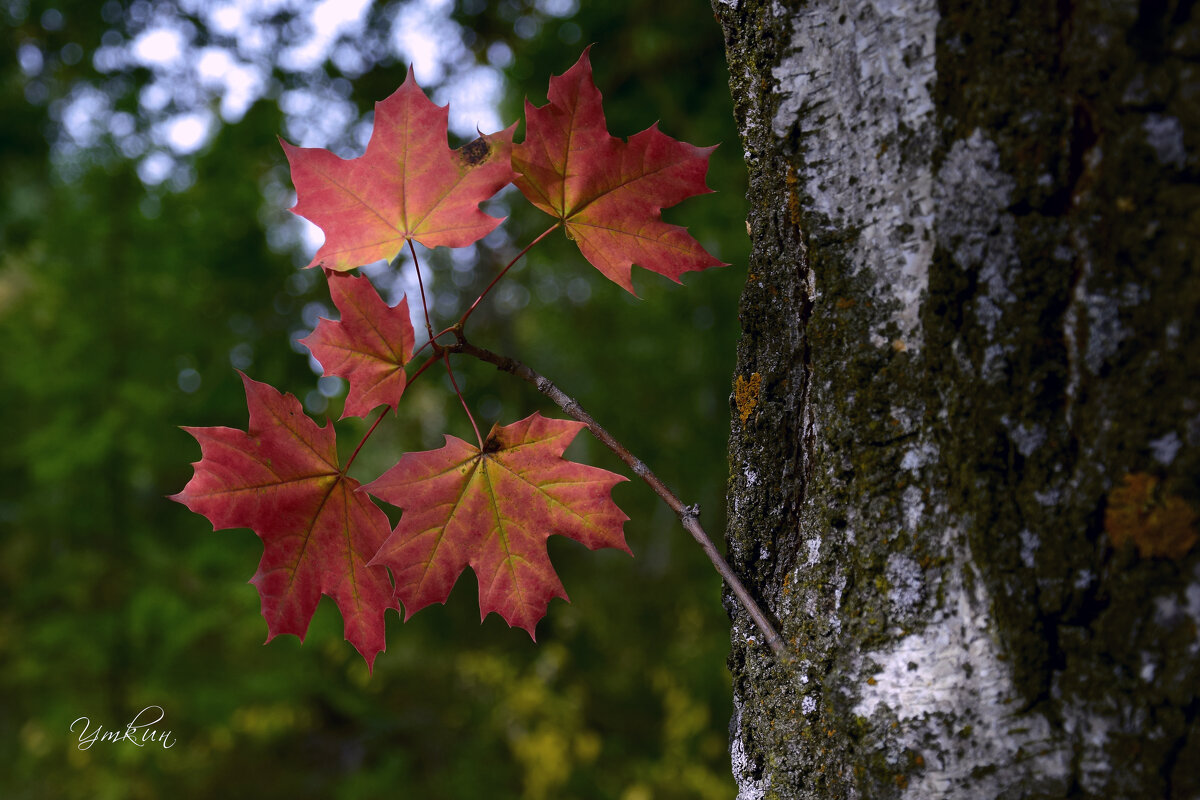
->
443;350;483;449
409;323;458;363
342;407;388;475
406;351;441;387
340;353;441;477
407;238;437;343
406;222;560;362
458;223;561;327
451;338;788;661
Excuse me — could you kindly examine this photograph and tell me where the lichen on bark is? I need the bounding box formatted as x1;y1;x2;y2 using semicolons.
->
714;0;1200;797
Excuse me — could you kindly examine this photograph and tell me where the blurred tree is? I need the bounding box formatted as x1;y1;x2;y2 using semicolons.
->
715;0;1200;797
1;1;743;798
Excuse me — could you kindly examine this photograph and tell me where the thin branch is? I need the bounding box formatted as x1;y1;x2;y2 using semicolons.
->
452;338;788;660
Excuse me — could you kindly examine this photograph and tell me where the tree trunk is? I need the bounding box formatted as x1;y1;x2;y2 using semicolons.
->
712;0;1200;797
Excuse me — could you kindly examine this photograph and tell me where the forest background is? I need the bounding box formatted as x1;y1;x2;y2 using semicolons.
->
0;1;749;797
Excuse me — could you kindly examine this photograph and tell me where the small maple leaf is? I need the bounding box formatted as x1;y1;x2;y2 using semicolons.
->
513;48;726;293
301;272;415;419
171;373;396;668
282;67;518;271
364;413;630;636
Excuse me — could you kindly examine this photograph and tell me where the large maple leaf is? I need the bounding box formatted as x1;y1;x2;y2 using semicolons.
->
283;67;518;271
364;413;630;636
300;272;414;419
512;49;726;293
171;373;396;668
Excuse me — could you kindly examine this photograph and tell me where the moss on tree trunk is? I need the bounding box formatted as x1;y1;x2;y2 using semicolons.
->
713;0;1200;797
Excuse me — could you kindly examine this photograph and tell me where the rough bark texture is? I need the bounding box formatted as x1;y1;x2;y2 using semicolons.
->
713;1;1200;797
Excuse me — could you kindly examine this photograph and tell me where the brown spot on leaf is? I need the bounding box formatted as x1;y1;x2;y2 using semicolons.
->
482;421;503;453
457;137;491;167
1105;472;1198;559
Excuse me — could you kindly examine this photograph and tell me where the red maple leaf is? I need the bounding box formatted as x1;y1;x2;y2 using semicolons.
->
171;373;396;669
283;67;518;271
300;272;415;419
364;413;630;636
513;49;726;293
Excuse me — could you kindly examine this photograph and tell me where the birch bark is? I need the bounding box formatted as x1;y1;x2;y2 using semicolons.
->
713;1;1200;797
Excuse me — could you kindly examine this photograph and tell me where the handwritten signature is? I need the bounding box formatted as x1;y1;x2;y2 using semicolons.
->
70;705;177;751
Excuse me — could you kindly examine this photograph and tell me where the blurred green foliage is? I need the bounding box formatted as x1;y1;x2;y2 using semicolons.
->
0;1;747;797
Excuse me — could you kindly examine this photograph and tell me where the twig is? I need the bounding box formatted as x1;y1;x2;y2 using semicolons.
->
452;337;787;660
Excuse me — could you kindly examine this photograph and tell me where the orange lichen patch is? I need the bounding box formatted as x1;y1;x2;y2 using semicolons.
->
735;372;762;424
835;297;856;309
1105;472;1198;559
786;170;802;229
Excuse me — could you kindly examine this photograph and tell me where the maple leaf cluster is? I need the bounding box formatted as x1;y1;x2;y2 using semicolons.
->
173;50;722;669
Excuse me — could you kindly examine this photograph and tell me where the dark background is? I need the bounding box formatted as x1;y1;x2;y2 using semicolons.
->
0;1;748;797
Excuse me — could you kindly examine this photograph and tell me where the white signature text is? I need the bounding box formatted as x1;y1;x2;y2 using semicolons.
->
70;705;177;751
